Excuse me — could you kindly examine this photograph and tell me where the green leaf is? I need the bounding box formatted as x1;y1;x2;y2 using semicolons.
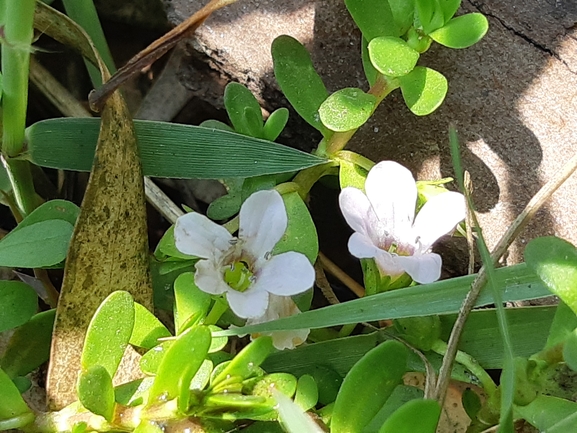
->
173;272;212;334
263;108;289;142
394;315;441;351
339;160;368;190
26;118;327;178
344;0;398;40
15;199;80;229
77;365;115;421
271;35;330;137
525;237;577;315
388;0;415;36
368;37;420;77
130;302;171;349
81;291;135;378
361;37;379;87
430;13;489;49
365;385;424;431
461;387;482;421
1;309;55;377
544;301;577;349
247;373;298;400
332;340;408;433
0;220;73;268
0;368;33;422
224;82;264;138
273;192;319;264
437;0;461;23
415;0;445;33
378;398;440;433
563;328;577;371
399;66;448;116
294;374;318;411
212;337;274;387
140;340;171;375
155;225;198;260
0;281;37;333
218;263;551;339
148;326;211;409
319;88;376;132
515;395;577;431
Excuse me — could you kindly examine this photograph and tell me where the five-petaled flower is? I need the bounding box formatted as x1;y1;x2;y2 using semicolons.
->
339;161;466;284
174;189;315;319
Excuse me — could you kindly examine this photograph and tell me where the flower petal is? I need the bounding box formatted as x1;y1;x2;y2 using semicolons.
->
348;232;380;259
195;259;230;295
373;250;405;278
252;252;314;296
227;288;269;319
240;190;287;258
175;212;234;258
394;253;442;284
365;161;417;240
412;191;466;251
339;187;374;237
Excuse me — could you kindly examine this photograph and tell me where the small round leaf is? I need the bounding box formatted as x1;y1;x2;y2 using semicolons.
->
319;88;376;132
430;13;489;49
368;37;420;77
77;365;115;421
399;67;448;116
263;108;289;141
378;398;441;433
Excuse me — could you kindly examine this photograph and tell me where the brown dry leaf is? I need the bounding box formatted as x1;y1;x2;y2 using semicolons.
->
34;2;153;410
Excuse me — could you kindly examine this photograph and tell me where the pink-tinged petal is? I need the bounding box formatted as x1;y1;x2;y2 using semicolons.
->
348;232;380;259
339;187;373;236
175;212;234;258
195;259;230;295
394;253;442;284
227;288;269;319
373;250;405;278
252;252;314;296
252;328;310;350
412;191;466;251
240;190;287;258
365;161;417;240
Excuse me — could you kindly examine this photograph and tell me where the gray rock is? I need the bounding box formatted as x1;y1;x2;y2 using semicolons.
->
163;0;577;268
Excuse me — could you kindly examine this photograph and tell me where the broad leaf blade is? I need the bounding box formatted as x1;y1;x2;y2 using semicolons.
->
0;281;37;333
368;37;420;77
430;13;488;49
344;0;398;40
378;398;441;433
399;66;448;116
25;118;326;178
77;365;115;421
319;88;376;132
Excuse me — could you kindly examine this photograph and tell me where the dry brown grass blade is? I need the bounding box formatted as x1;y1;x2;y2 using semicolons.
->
34;2;153;410
88;0;238;111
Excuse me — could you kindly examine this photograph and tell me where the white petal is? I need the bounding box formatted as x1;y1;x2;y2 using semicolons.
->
339;187;374;236
365;161;417;240
254;329;310;350
394;253;442;284
175;212;233;258
412;191;466;251
252;252;314;296
373;250;405;278
239;190;287;258
195;259;230;295
348;232;380;258
227;288;269;319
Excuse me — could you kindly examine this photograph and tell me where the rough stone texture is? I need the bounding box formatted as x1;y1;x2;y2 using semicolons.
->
164;0;577;269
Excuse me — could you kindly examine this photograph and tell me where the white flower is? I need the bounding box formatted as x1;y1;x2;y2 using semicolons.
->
174;190;315;319
246;294;310;350
339;161;466;284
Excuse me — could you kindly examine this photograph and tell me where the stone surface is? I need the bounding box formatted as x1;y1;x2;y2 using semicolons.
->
163;0;577;269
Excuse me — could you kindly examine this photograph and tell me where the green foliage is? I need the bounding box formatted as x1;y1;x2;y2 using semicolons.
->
430;13;489;49
368;36;420;77
319;88;377;132
399;66;448;116
0;368;34;429
81;291;135;378
271;35;331;137
294;374;318;411
130;303;171;350
0;281;37;333
344;0;400;40
173;272;212;334
77;365;115;421
332;340;408;433
378;398;440;433
224;82;265;138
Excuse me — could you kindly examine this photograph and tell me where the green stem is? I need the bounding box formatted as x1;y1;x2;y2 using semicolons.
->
333;150;376;172
324;74;399;156
290;162;339;198
431;339;498;397
2;158;39;216
2;0;35;157
204;297;229;326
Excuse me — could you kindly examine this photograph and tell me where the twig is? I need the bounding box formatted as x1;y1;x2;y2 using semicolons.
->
318;252;365;297
314;260;340;305
464;171;476;275
433;137;577;404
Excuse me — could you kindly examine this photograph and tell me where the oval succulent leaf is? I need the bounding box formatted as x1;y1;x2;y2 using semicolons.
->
224;82;264;138
332;340;409;433
399;66;448;116
77;365;115;421
525;237;577;316
81;291;135;378
0;368;33;420
430;13;489;49
368;36;420;77
319;88;376;132
378;398;441;433
263;108;289;141
0;281;37;333
344;0;399;40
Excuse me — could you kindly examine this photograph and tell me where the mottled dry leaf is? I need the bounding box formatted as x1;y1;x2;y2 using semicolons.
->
34;2;153;410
